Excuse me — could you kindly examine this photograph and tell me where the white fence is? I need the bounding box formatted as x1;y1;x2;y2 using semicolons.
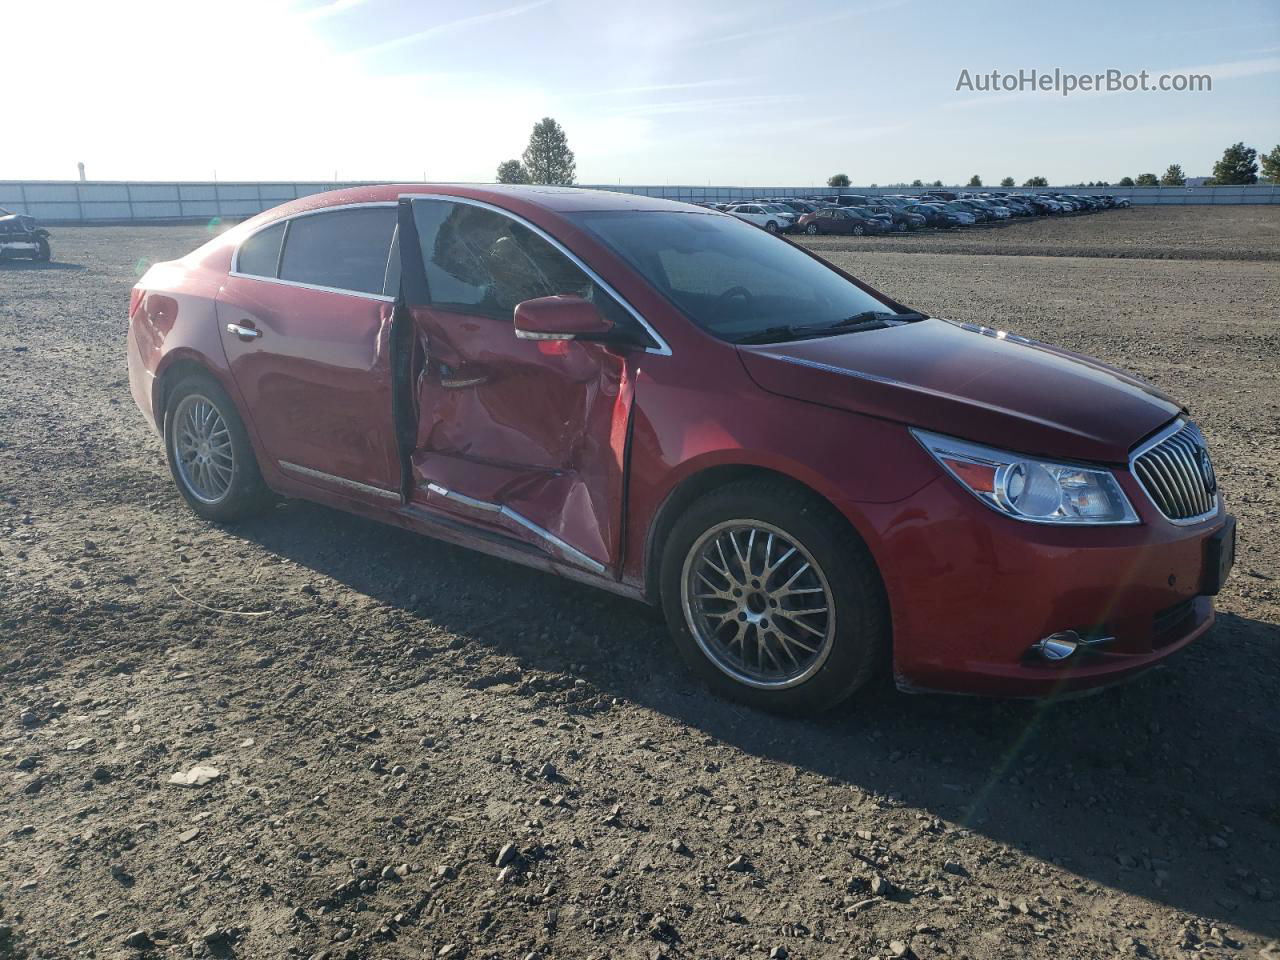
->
1;179;1276;223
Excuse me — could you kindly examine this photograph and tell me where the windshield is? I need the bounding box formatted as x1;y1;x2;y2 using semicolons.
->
569;210;901;343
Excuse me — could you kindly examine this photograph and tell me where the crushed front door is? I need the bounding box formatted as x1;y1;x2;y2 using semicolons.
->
395;196;636;575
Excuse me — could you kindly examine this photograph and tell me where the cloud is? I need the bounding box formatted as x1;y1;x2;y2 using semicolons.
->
350;0;552;56
612;93;801;117
691;0;911;47
297;0;370;19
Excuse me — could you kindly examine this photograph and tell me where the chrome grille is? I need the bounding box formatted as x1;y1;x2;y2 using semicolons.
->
1131;421;1217;522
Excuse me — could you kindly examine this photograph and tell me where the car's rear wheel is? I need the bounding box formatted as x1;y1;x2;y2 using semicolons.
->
164;373;270;523
34;237;51;261
804;223;819;235
660;479;888;713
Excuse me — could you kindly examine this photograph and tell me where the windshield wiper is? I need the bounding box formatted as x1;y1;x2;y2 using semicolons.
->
734;311;925;345
834;310;926;326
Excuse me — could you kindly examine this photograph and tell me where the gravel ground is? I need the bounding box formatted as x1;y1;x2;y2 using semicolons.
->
1;213;1278;960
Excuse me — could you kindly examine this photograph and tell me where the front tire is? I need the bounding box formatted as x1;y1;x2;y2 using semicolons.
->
764;220;778;233
804;223;819;235
163;373;270;523
660;479;889;713
34;237;51;261
851;225;865;236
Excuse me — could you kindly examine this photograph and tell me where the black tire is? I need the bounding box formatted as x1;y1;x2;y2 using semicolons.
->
804;223;819;235
34;237;51;262
163;372;270;523
764;221;778;233
659;478;889;714
851;224;864;236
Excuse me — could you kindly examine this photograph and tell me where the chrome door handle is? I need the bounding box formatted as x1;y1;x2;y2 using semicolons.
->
226;322;261;340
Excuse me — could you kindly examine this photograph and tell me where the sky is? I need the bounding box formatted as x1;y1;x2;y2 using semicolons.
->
5;0;1278;186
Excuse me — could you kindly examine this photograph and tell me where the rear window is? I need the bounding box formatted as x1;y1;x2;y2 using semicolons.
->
236;221;286;278
278;207;397;295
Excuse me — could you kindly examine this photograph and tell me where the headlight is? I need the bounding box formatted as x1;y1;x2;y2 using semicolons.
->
912;429;1138;525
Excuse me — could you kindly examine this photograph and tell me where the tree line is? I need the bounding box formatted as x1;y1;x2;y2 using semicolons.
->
489;122;1280;191
827;142;1280;191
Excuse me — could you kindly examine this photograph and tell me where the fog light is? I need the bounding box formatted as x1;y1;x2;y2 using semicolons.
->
1031;631;1080;661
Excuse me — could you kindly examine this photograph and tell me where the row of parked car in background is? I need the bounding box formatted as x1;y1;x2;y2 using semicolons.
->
700;191;1132;235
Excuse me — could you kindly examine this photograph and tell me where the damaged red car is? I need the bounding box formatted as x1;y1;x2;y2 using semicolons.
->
127;185;1234;711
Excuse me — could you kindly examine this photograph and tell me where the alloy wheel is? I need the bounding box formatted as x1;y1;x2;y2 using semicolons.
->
172;394;234;504
681;520;836;689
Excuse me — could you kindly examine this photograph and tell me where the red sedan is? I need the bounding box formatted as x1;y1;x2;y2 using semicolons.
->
127;185;1234;711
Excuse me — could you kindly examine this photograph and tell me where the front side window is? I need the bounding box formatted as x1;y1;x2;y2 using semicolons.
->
570;210;898;343
236;220;286;278
278;207;397;295
411;199;609;321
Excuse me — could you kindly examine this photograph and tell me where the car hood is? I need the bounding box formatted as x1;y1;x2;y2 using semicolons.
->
736;318;1181;463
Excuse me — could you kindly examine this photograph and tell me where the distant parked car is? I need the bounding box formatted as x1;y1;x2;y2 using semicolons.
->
726;203;794;233
950;200;993;222
834;194;874;207
906;203;967;228
0;207;52;262
797;207;888;235
866;203;926;231
938;202;979;225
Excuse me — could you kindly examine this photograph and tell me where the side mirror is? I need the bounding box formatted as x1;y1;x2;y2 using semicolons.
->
513;295;614;342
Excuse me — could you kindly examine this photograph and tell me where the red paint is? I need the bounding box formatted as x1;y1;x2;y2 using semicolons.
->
127;184;1230;697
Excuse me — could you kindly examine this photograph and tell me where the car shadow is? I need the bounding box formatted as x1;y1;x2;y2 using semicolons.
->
224;498;1280;938
0;259;85;271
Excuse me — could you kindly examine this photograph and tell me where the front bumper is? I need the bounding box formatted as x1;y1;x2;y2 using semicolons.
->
843;472;1233;698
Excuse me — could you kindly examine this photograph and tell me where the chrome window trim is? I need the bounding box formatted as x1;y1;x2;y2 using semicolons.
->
423;482;607;575
1127;418;1221;526
278;460;401;501
397;192;673;357
229;201;399;302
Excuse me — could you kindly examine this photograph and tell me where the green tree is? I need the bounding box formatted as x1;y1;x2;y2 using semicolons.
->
999;176;1015;187
1118;176;1135;187
930;179;943;187
1135;173;1159;186
967;174;982;187
522;118;576;185
495;159;530;184
1160;164;1186;186
1258;144;1280;183
910;179;923;187
1210;142;1258;185
827;173;851;187
1022;175;1048;187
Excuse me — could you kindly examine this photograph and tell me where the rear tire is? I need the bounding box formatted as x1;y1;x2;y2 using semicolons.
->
852;225;864;236
659;478;889;714
163;373;270;523
34;237;51;261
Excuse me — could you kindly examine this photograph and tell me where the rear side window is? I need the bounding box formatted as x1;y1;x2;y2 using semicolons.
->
236;221;286;278
278;207;397;295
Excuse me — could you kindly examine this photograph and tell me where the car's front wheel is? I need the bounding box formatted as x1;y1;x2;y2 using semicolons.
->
764;220;778;233
163;373;270;523
804;223;819;235
851;224;864;236
660;479;888;713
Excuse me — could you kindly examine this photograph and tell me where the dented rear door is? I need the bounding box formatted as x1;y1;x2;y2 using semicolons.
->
395;196;637;575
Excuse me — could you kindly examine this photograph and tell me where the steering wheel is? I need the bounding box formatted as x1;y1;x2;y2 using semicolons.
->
717;285;754;310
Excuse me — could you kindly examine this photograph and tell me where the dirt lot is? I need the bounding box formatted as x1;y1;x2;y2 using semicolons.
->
2;209;1278;960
